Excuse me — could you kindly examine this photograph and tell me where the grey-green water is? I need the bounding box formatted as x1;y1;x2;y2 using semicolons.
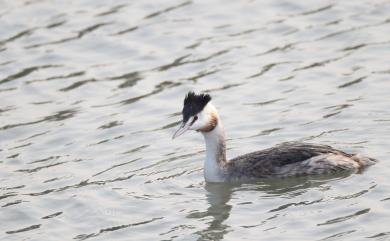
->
1;0;390;240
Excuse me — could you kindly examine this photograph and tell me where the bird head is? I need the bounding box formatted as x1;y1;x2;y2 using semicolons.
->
172;91;219;139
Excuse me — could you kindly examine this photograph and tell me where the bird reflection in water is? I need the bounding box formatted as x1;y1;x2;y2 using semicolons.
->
190;174;352;241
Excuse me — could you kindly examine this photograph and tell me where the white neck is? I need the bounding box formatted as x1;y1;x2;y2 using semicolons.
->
202;121;227;182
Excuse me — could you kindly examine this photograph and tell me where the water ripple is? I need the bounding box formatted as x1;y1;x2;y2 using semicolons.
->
0;65;61;85
25;22;112;49
73;217;163;241
317;208;370;226
5;224;41;234
144;1;191;19
338;76;366;88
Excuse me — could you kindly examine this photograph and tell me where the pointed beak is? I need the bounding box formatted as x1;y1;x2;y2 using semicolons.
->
172;121;191;139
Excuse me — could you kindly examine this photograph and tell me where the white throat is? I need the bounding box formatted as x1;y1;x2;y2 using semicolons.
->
202;121;227;182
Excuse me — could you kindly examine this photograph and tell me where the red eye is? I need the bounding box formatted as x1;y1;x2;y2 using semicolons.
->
190;115;198;125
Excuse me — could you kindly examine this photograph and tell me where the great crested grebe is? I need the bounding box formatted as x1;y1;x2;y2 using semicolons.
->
172;92;376;182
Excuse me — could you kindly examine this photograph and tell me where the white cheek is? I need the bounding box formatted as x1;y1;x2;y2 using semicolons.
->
190;119;204;130
190;112;208;130
190;122;200;130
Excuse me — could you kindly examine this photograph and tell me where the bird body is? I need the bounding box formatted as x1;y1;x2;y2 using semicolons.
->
173;92;376;183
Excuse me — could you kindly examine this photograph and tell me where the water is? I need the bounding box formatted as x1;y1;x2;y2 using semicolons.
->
1;0;390;240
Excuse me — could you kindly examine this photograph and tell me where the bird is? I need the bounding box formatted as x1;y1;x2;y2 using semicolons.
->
172;92;376;183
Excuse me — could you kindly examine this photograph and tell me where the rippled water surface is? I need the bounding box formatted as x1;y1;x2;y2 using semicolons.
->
1;0;390;240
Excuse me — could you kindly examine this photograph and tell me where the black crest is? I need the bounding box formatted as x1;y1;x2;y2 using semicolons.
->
182;91;211;123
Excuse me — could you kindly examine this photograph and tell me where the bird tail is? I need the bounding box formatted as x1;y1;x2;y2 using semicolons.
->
351;154;377;167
